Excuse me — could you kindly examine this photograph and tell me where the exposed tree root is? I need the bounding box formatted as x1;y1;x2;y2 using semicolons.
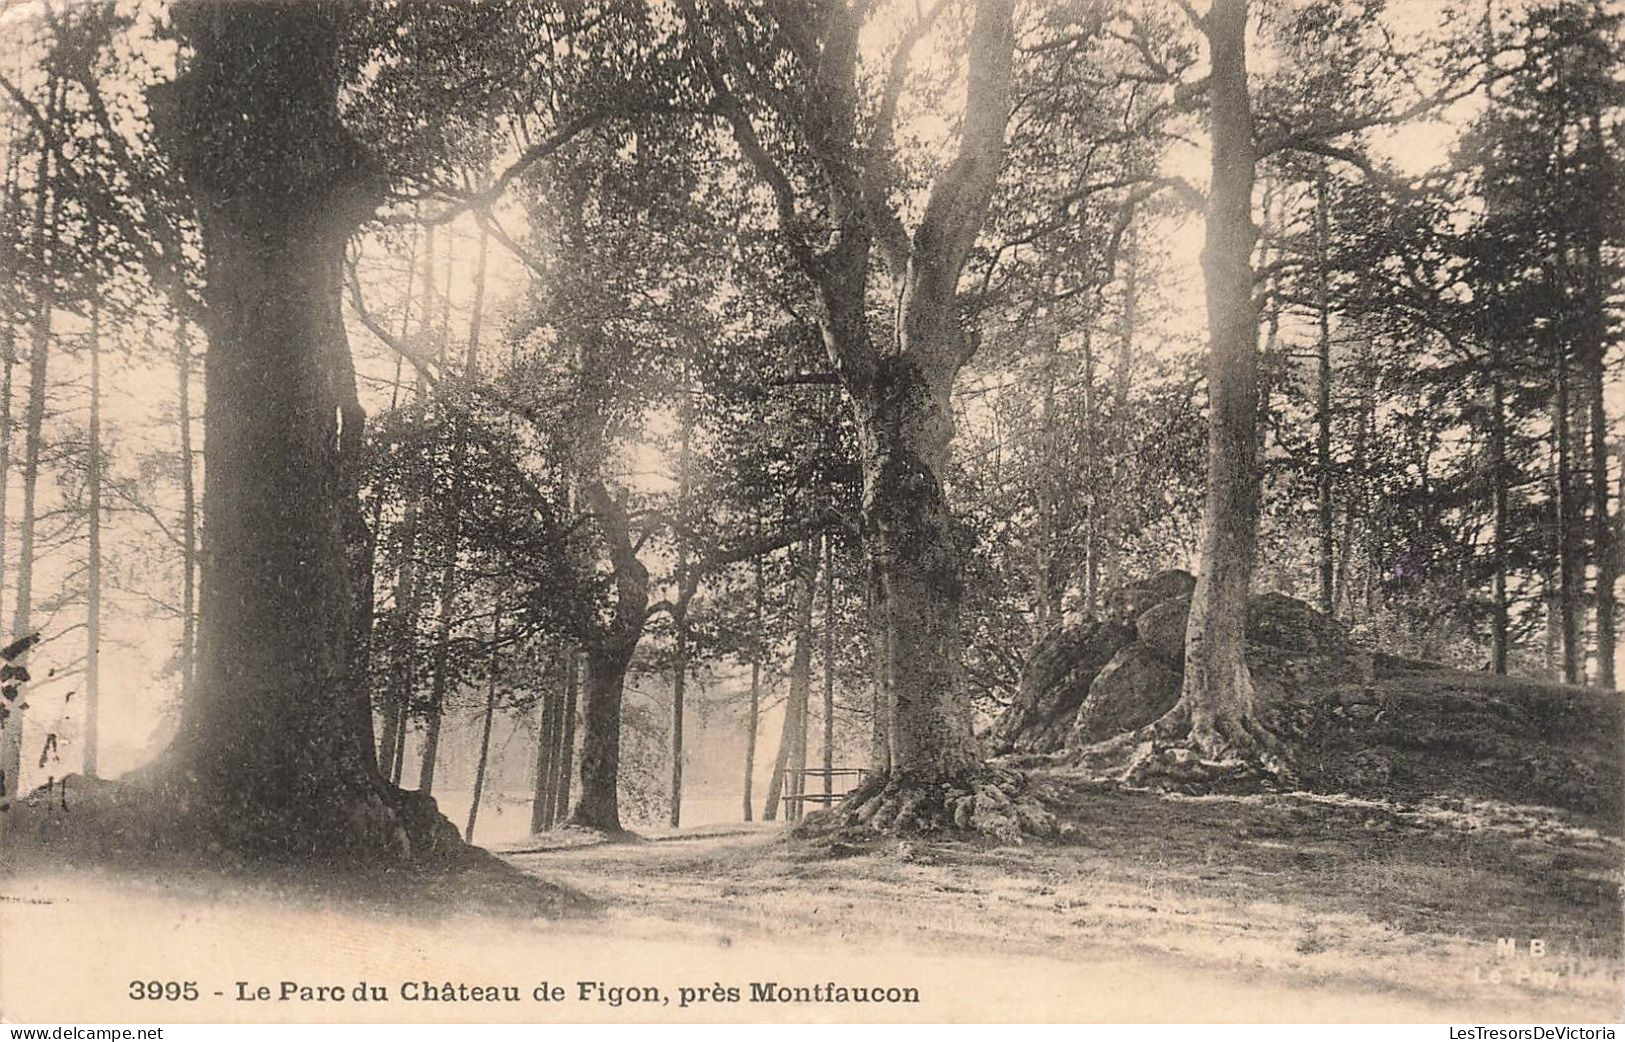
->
794;766;1067;845
1073;701;1296;794
552;820;647;846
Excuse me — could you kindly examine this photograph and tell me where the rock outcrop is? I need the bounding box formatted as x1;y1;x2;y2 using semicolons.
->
992;572;1373;756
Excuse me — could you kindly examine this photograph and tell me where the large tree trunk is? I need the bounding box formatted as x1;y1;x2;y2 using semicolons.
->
566;641;635;833
719;0;1035;835
1172;0;1275;764
146;1;455;860
857;358;978;780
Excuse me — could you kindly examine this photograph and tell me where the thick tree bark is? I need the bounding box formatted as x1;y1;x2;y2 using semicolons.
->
700;0;1028;832
146;1;455;859
567;640;635;832
566;477;647;834
1174;0;1274;762
856;357;980;779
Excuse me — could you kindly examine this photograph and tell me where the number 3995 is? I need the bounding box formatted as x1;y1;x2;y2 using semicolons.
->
129;980;199;1001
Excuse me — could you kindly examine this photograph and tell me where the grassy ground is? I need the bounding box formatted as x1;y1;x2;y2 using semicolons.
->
496;773;1623;1021
2;664;1620;1022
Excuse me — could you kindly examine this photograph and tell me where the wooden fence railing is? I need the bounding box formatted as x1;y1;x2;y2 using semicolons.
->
779;767;870;821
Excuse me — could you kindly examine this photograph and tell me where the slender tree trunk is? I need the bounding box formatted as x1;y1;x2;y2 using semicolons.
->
83;276;103;778
1104;221;1138;597
1176;0;1270;759
420;219;491;794
742;549;762;821
552;650;577;822
177;322;198;705
1314;169;1335;618
0;140;20;638
1553;331;1580;684
1081;326;1100;615
1585;117;1614;688
822;532;835;799
669;622;687;827
531;682;558;833
465;611;501;842
1480;0;1509;674
1034;324;1060;629
743;662;760;821
372;230;419;775
0;75;55;801
1490;350;1511;673
763;542;817;820
383;228;439;783
669;399;693;828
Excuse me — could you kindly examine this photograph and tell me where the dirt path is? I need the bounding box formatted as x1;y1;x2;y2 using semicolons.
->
2;784;1619;1023
496;785;1623;1022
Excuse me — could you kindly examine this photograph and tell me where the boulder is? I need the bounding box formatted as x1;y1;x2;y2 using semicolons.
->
1105;569;1195;624
1136;595;1191;663
1069;643;1183;745
1246;591;1350;653
990;621;1135;754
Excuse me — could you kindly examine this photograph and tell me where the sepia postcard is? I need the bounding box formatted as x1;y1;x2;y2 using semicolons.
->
0;0;1620;1028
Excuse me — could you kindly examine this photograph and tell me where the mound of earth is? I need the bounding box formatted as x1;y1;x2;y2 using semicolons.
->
991;573;1621;826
